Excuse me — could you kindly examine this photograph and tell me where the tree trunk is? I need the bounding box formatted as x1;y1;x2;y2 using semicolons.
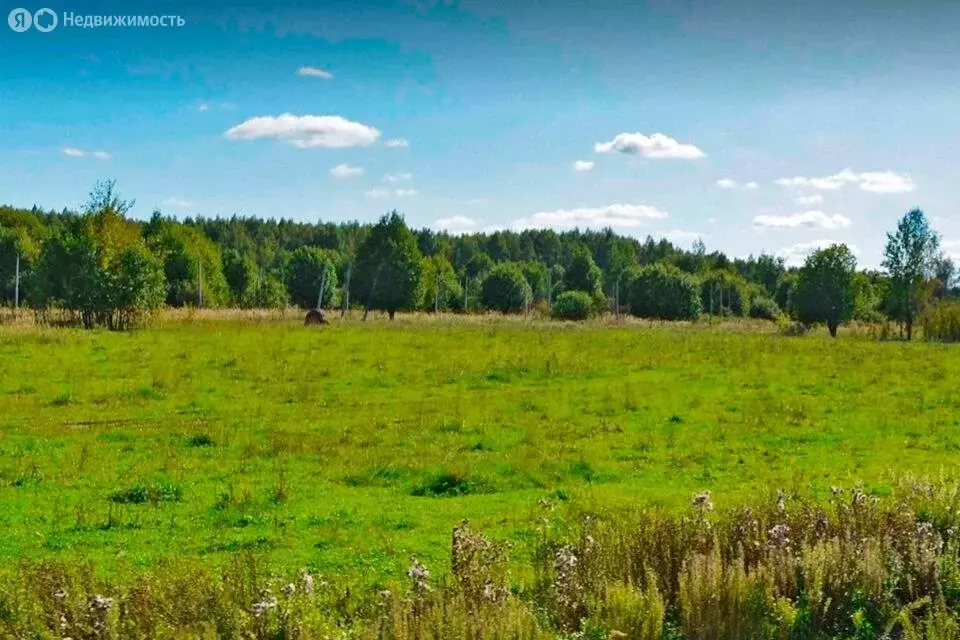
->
388;309;396;321
906;318;913;341
827;321;838;338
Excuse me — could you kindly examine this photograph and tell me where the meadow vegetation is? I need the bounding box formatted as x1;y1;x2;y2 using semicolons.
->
2;315;960;637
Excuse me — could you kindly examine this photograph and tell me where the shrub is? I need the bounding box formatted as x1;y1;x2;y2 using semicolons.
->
627;263;702;321
480;263;532;313
921;301;960;342
700;270;749;316
749;295;781;321
779;320;810;336
551;290;595;321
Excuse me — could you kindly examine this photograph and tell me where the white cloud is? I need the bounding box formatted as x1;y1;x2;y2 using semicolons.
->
462;198;487;206
780;239;860;267
753;210;852;230
63;147;110;160
573;160;595;172
297;66;334;79
330;163;364;179
198;102;210;112
511;203;669;231
795;194;824;205
162;197;195;208
707;217;717;225
365;188;418;198
224;113;380;149
384;172;413;183
435;216;477;233
717;178;758;191
594;132;705;159
776;168;916;193
385;138;409;148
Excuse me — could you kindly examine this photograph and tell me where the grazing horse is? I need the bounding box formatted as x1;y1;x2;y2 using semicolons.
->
304;308;328;326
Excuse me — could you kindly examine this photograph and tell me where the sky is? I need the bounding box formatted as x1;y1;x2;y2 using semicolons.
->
2;0;959;268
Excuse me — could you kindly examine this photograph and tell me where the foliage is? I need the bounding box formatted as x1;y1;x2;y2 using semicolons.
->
792;244;857;337
627;263;702;320
883;208;940;339
221;248;258;305
352;211;423;319
244;274;289;309
480;263;532;313
420;254;463;312
700;269;749;316
920;301;960;342
748;295;781;321
551;290;595;321
146;216;230;307
287;246;339;309
563;249;605;302
519;261;550;301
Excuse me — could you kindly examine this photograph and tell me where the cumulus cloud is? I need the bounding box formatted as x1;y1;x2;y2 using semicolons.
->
795;194;824;205
573;160;595;172
63;147;110;160
384;172;413;183
224;113;380;149
716;178;758;191
330;163;364;179
511;203;668;231
753;210;852;230
781;239;860;267
385;138;409;148
595;133;705;159
365;188;418;198
296;66;334;79
435;216;477;234
776;168;916;193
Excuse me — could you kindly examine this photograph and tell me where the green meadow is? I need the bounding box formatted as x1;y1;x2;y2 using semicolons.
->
1;315;959;587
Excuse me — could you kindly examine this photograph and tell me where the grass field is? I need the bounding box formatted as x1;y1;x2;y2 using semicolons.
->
2;313;959;595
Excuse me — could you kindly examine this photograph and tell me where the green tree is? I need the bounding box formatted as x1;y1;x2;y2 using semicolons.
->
221;248;258;305
882;209;940;339
563;250;604;303
287;246;339;309
420;255;463;312
146;219;229;307
700;270;749;316
352;211;423;320
551;290;595;321
627;263;702;321
480;263;531;313
792;244;857;337
519;261;550;301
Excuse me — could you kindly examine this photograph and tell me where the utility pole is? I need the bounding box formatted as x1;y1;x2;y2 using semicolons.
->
342;263;351;318
317;272;327;309
197;258;203;308
14;252;20;310
435;270;440;314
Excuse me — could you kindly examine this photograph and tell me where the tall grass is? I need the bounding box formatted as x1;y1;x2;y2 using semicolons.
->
3;482;960;638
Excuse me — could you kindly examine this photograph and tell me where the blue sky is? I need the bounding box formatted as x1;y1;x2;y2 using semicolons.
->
2;0;959;267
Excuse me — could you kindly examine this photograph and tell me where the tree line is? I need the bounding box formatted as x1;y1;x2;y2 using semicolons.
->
0;180;957;335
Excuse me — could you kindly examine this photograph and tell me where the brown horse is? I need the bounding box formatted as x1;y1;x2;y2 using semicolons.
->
304;308;329;326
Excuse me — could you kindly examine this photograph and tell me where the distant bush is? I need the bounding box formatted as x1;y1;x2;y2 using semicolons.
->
627;263;702;321
778;320;810;336
921;301;960;342
551;290;595;321
481;263;532;313
700;270;749;316
748;295;781;321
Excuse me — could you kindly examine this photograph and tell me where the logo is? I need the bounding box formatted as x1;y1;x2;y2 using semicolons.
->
33;7;56;31
7;7;57;32
7;7;32;31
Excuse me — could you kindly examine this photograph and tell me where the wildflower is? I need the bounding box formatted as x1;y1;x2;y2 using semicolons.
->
251;590;277;617
692;491;714;513
831;486;843;496
407;556;431;593
89;595;113;613
281;583;296;597
300;569;315;595
768;523;790;550
776;489;787;513
851;489;868;507
53;587;67;600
